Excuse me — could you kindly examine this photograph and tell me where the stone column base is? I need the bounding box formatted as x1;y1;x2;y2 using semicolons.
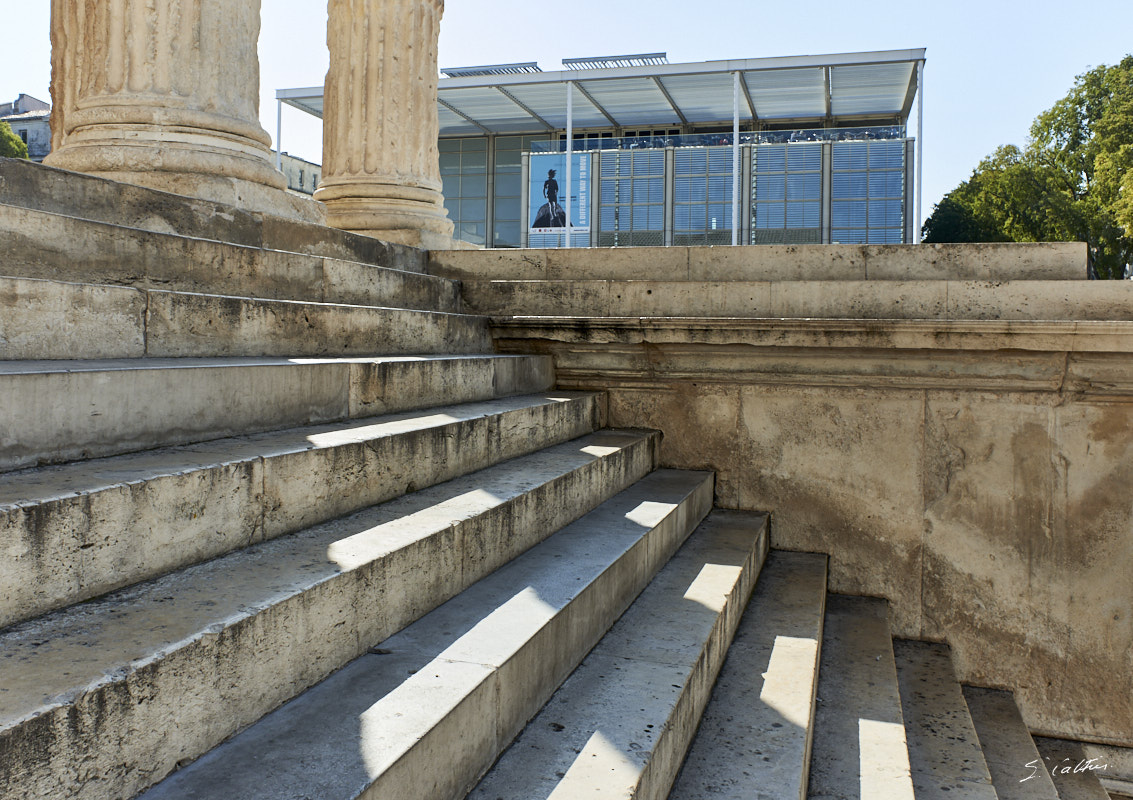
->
46;138;324;224
316;180;455;249
92;170;327;225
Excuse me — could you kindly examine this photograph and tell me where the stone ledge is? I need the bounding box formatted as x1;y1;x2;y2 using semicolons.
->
0;203;448;308
492;316;1133;354
430;242;1087;282
464;278;1131;319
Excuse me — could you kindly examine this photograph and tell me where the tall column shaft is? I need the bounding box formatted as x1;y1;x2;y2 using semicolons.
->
316;0;454;248
45;0;290;201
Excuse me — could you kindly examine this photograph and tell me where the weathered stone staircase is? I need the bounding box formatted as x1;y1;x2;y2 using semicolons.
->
0;158;1126;800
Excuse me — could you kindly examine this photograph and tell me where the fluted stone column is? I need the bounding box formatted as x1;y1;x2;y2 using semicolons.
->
46;0;321;221
316;0;455;248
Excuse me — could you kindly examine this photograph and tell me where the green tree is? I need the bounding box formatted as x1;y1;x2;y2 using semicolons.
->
0;121;29;159
1116;170;1133;237
923;56;1133;279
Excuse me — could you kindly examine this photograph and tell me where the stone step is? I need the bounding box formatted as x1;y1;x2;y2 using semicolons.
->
0;276;491;360
0;430;663;800
892;641;997;799
135;469;714;800
807;595;915;800
0;354;553;472
461;278;1133;321
962;687;1060;800
429;242;1086;282
1032;737;1113;800
468;509;768;800
0;202;459;310
1080;743;1133;799
0;157;428;272
668;550;828;800
0;391;603;629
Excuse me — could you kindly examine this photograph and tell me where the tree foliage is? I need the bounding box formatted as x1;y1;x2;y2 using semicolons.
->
923;56;1133;279
0;122;29;160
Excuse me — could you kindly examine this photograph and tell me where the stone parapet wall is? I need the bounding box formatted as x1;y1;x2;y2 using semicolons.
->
430;242;1088;282
491;315;1133;746
461;279;1133;320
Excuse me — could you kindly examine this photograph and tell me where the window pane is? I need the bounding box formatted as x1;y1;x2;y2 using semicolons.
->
462;150;487;172
494;222;521;247
756;175;785;201
787;173;821;201
495;197;520;221
787;143;822;171
460;198;486;221
496;173;521;197
756;202;784;228
832;172;867;199
755;145;786;172
832;227;868;244
439;152;461;175
459;175;486;198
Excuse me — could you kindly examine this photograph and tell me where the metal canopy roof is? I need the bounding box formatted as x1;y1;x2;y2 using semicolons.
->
278;49;924;137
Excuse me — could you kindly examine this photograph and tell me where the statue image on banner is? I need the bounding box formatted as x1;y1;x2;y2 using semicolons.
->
529;154;590;236
532;169;566;228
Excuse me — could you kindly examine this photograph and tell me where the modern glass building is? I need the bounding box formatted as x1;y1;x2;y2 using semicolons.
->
277;49;925;249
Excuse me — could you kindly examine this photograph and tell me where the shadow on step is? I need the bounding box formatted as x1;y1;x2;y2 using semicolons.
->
140;470;712;800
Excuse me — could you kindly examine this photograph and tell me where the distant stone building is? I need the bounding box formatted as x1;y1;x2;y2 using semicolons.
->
277;152;321;195
0;93;320;198
0;95;51;162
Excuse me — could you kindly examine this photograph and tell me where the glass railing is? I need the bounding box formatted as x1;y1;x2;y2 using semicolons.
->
530;125;907;152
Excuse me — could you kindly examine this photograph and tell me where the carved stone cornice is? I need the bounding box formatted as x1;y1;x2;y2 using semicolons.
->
490;317;1133;396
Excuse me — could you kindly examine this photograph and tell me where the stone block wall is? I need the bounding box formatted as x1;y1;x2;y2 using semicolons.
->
491;316;1133;746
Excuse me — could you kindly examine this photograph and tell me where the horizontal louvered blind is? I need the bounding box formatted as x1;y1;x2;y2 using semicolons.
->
751;143;822;244
831;140;905;244
598;150;666;247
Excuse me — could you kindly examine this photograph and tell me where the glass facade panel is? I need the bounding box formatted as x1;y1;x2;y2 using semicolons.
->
673;146;735;246
493;134;548;247
437;125;910;248
751;143;822;244
597;150;665;247
831;140;905;245
440;137;489;247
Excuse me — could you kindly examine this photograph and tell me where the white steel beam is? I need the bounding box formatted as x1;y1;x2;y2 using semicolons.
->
733;72;740;247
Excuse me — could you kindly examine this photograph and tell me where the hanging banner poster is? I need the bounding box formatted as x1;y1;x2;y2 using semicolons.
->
529;152;590;234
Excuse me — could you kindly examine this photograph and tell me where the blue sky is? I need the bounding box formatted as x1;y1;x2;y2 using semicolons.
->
4;1;1131;229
